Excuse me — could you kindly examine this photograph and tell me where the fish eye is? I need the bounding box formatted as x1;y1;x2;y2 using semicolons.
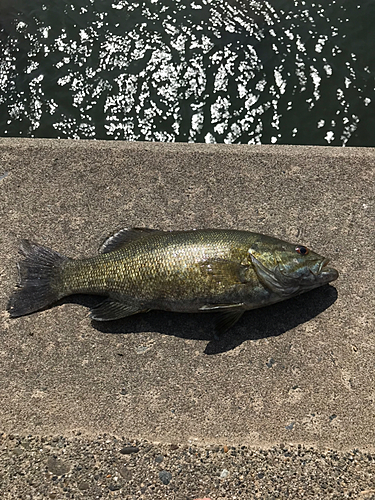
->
295;245;309;255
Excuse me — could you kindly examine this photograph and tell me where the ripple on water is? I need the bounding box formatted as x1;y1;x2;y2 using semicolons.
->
0;0;374;145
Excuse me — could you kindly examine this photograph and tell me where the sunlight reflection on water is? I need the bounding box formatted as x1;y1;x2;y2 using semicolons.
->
0;0;374;145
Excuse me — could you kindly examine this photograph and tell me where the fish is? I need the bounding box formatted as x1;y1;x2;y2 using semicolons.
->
7;228;338;334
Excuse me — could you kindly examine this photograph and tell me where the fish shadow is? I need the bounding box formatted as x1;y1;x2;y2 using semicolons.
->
66;284;338;355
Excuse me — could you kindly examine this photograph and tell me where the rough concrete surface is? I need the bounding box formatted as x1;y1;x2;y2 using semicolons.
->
0;138;374;498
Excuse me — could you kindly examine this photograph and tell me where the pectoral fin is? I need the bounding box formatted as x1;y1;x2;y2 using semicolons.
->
90;299;148;321
200;259;250;285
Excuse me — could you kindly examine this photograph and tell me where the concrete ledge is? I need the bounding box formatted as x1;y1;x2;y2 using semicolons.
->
0;138;374;451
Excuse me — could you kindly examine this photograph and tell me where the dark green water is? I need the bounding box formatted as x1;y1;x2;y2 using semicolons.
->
0;0;374;145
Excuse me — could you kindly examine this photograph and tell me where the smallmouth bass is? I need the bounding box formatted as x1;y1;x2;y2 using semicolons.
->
7;228;338;334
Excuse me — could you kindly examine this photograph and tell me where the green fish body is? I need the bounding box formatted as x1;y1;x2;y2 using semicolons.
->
7;228;338;333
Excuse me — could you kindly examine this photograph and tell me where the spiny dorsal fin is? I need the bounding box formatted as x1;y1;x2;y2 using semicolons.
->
99;228;165;253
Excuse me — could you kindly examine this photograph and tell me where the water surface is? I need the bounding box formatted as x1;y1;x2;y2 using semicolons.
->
0;0;374;145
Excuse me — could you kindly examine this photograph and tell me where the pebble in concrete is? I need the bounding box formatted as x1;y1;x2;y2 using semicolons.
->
1;433;375;499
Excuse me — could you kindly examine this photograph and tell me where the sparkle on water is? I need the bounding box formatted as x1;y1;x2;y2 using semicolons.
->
0;0;374;145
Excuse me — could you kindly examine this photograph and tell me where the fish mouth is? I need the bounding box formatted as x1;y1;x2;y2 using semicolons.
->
318;258;330;274
317;258;339;283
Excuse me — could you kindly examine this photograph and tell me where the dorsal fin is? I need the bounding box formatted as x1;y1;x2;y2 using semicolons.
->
99;228;165;253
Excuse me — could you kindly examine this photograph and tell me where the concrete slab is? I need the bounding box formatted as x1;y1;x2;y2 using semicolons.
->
0;138;374;451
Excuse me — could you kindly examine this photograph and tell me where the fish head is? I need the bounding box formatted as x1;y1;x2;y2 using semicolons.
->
248;238;339;297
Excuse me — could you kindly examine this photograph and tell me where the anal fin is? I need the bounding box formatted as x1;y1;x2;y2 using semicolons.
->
90;299;147;321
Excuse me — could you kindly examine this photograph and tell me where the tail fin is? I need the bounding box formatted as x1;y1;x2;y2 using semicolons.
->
7;240;70;318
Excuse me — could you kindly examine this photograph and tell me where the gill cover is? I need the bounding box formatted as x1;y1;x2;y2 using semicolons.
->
249;252;301;296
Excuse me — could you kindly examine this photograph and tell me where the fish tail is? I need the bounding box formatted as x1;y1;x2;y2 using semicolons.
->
7;239;70;318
